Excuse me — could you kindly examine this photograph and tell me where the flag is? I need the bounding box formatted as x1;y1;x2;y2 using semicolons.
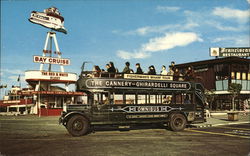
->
17;75;20;82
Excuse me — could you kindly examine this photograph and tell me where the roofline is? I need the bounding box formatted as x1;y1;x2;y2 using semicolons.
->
175;57;250;68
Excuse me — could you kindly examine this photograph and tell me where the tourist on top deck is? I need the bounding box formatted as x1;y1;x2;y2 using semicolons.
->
135;63;143;74
173;68;182;81
160;65;168;75
93;65;101;77
105;64;110;72
184;66;195;81
122;62;131;74
170;61;176;71
167;66;174;76
108;62;116;73
148;65;156;75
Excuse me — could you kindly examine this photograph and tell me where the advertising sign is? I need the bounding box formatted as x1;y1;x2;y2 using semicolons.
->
85;79;191;90
124;74;173;80
33;56;70;65
210;47;250;57
25;70;77;82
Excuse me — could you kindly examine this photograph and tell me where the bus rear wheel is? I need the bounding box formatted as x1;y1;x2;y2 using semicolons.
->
169;114;187;131
66;115;90;137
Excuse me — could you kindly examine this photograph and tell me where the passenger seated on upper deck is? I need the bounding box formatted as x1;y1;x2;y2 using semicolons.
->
105;64;110;72
108;62;116;73
135;63;143;74
148;65;156;75
184;66;195;81
160;65;168;75
92;65;101;77
173;68;183;81
167;67;174;76
122;62;131;74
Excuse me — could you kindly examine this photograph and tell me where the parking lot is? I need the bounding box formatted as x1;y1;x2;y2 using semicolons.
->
0;115;249;156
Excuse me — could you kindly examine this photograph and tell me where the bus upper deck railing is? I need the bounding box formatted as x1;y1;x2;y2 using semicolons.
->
81;71;185;81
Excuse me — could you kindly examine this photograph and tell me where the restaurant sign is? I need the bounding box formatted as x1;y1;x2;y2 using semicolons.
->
210;47;250;57
85;79;191;90
33;56;70;65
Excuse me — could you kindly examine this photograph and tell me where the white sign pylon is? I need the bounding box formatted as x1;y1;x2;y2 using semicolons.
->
40;31;65;72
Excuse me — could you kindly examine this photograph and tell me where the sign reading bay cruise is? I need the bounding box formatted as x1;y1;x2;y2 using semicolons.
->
210;47;250;57
85;78;191;90
33;56;70;65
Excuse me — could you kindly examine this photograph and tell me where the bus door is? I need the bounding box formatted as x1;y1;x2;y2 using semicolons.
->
91;92;111;122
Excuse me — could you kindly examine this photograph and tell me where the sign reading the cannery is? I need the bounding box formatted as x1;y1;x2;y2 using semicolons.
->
33;56;70;65
210;47;250;57
85;79;191;90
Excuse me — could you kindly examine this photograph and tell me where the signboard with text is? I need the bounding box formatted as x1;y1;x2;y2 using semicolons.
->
33;56;70;65
210;47;250;57
85;79;191;90
25;70;77;82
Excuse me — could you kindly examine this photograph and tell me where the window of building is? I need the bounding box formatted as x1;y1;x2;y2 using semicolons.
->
236;72;241;80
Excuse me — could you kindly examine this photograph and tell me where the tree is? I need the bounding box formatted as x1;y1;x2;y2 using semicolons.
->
204;89;217;110
228;83;242;111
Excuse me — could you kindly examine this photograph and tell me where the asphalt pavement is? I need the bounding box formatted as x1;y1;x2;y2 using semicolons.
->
0;114;249;156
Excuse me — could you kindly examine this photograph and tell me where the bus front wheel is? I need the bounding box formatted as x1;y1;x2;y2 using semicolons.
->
169;114;187;131
66;115;90;137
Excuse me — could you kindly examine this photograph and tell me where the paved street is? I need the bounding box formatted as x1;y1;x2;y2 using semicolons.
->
0;115;249;156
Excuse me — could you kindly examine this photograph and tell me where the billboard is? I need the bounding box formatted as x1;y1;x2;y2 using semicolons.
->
25;70;77;82
33;56;70;65
210;47;250;57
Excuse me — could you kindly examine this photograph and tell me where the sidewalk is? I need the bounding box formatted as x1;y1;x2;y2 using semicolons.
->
191;112;250;128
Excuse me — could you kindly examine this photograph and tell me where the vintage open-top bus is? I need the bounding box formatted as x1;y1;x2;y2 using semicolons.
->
59;70;206;136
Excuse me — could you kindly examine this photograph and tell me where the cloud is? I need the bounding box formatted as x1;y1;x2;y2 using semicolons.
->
212;36;250;46
142;32;203;52
117;50;150;59
114;21;199;36
212;7;250;23
156;6;180;12
117;32;202;59
247;0;250;4
206;20;245;31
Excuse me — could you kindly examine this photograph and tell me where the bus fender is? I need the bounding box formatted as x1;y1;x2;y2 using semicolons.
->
61;111;90;126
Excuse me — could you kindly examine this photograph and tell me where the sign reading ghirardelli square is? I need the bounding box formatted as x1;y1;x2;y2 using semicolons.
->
210;47;250;57
85;78;191;90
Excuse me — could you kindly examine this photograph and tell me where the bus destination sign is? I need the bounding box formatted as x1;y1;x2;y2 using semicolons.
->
85;79;191;90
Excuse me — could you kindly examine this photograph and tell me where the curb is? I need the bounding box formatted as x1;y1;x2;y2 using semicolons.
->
190;121;250;128
212;121;250;127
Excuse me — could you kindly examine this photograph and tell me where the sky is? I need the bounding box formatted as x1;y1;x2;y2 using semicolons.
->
0;0;250;94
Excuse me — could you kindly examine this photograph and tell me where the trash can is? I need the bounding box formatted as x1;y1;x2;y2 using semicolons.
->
227;112;239;121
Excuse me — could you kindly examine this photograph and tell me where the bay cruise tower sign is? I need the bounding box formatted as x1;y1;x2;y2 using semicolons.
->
25;7;81;115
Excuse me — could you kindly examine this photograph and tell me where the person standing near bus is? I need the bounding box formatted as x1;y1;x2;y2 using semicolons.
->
122;62;131;74
135;63;143;74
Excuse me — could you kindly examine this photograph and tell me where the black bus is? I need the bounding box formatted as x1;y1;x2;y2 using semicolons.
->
59;72;206;136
